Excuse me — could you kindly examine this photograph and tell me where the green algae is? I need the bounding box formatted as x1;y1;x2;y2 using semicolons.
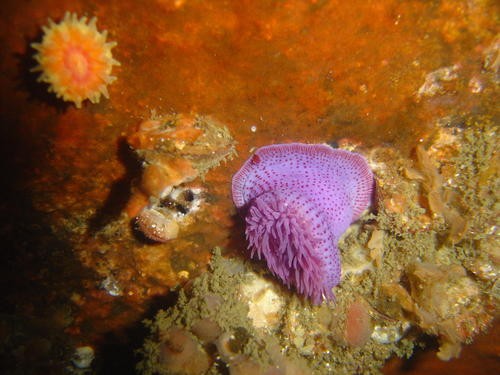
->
137;248;276;374
137;246;416;375
453;115;498;240
368;114;497;272
364;113;497;359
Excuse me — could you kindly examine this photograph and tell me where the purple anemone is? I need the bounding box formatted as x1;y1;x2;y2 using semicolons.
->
232;143;374;304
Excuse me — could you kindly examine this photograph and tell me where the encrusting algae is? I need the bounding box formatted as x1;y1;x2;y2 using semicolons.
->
32;12;120;108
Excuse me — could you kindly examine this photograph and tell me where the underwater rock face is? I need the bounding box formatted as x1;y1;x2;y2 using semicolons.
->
139;116;498;374
4;1;498;373
232;143;374;304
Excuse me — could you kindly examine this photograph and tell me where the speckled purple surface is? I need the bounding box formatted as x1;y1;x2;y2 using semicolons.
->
232;143;374;304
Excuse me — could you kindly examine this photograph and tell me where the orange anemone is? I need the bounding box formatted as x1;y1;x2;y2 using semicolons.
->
32;12;120;108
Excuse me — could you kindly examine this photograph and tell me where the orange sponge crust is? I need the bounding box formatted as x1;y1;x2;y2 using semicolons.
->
32;12;120;108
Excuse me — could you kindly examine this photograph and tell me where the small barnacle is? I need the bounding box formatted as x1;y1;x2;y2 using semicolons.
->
135;187;204;242
345;299;373;347
216;328;250;362
136;207;179;242
157;328;210;374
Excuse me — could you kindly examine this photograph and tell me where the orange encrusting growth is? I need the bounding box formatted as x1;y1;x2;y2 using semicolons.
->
32;12;120;108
